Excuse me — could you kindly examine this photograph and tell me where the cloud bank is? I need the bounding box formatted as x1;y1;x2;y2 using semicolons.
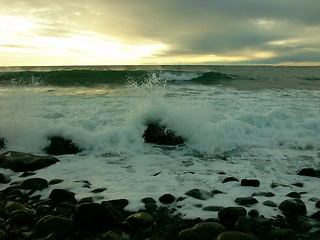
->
0;0;319;65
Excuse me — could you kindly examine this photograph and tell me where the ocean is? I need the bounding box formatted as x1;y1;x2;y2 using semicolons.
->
0;65;319;219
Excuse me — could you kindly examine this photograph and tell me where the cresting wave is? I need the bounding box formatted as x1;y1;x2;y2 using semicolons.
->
0;70;234;87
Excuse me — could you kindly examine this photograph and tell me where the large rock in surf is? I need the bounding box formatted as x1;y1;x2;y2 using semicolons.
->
0;151;59;172
143;122;184;145
44;136;81;155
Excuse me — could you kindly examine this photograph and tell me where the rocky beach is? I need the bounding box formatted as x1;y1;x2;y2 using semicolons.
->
0;146;320;240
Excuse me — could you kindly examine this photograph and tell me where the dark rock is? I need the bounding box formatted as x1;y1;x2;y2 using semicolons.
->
297;167;320;177
0;138;6;150
32;215;74;239
271;182;291;188
91;187;107;193
252;192;275;197
108;199;129;210
49;189;76;203
78;197;93;204
215;231;258;240
142;122;184;145
263;200;278;207
185;188;212;200
0;151;59;172
248;209;259;218
222;176;239;183
74;203;120;230
142;197;156;204
0;173;11;183
159;193;176;204
48;179;63;185
286;191;301;198
316;200;320;208
241;179;260;187
292;182;304;187
202;206;224;212
235;197;258;206
279;199;307;215
21;177;48;191
44;136;81;155
126;212;154;230
178;222;225;240
268;228;295;239
218;207;247;226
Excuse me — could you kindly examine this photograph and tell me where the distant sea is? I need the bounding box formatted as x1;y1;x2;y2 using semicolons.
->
0;65;319;218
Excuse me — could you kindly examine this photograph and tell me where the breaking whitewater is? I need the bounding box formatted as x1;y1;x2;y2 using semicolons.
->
0;65;319;221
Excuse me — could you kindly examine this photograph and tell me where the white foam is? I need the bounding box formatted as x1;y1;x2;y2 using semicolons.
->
0;79;320;219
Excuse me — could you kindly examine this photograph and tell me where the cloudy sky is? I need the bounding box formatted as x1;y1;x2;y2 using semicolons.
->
1;0;319;66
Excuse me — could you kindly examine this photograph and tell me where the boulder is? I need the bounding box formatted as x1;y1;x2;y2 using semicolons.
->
49;189;77;203
159;193;176;204
103;231;125;240
268;228;295;239
218;207;247;227
185;188;212;200
222;176;239;183
235;197;258;206
44;136;81;155
142;122;184;145
126;212;154;229
251;192;275;197
297;168;320;177
21;177;49;191
0;151;59;172
241;179;260;187
178;222;225;240
279;199;307;215
32;215;74;239
74;203;120;230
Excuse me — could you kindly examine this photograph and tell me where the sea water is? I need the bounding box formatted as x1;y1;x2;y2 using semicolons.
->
0;65;319;219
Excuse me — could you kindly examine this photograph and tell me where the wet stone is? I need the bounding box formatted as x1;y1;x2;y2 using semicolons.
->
279;199;307;215
108;199;129;210
241;179;260;187
235;197;258;206
126;212;154;229
0;173;10;184
202;206;224;212
159;193;175;204
263;200;278;207
316;200;320;208
185;188;212;200
21;178;49;191
91;187;107;193
297;167;320;177
222;176;239;183
252;192;275;197
286;191;301;198
218;207;247;226
48;179;64;185
142;197;156;204
49;189;76;203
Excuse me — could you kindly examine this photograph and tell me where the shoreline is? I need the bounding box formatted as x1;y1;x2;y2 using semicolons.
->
0;151;320;239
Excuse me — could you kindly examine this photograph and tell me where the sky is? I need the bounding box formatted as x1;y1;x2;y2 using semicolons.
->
0;0;320;66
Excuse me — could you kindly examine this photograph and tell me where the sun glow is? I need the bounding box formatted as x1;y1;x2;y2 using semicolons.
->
0;16;167;66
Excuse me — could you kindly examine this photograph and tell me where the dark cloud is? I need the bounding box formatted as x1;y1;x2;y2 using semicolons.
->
1;0;320;64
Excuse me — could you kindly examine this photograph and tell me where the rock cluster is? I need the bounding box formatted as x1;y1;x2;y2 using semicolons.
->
0;149;320;239
143;122;184;145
